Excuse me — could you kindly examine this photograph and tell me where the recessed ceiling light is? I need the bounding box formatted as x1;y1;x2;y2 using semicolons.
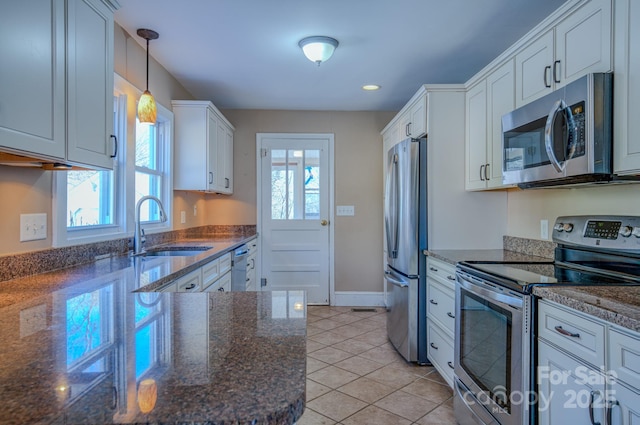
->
362;84;381;91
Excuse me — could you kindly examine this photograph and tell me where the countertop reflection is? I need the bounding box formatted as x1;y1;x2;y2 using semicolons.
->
0;267;306;425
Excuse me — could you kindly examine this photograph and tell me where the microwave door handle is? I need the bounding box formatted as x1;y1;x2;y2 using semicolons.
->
545;99;568;173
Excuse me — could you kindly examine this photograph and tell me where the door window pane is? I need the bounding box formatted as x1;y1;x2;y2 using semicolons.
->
270;149;321;220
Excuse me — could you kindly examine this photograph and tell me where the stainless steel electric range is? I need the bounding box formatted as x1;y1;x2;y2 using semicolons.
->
452;215;640;425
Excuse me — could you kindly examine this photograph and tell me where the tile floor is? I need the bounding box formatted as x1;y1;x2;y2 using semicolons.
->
298;305;456;425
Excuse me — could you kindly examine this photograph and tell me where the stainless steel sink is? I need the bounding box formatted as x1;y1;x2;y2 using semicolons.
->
144;247;212;257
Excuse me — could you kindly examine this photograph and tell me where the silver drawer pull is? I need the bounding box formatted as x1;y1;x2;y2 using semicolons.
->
447;361;454;369
447;275;456;281
554;325;580;338
218;287;225;292
447;312;455;319
430;342;438;350
429;267;438;272
184;283;196;290
429;299;438;305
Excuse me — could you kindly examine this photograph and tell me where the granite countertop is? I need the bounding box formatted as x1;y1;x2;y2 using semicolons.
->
0;233;308;424
533;285;640;333
425;249;553;265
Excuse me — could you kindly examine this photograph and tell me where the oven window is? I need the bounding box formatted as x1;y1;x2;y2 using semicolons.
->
459;288;512;412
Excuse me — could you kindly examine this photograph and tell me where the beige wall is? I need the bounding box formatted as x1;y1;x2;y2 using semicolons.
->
208;109;396;293
506;184;640;240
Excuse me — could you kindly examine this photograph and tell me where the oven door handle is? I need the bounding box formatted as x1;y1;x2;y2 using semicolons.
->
454;379;500;425
458;274;523;310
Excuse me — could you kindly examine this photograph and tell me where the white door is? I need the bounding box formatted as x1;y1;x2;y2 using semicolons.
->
258;133;333;305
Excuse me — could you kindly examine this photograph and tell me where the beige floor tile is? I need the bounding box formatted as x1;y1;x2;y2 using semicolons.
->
365;364;421;389
306;390;368;422
307;357;329;374
337;377;396;403
349;320;383;332
306;325;325;336
334;356;384;376
308;306;341;318
296;408;336;425
312;318;345;330
352;330;390;347
307;340;327;353
424;369;449;386
401;377;453;404
414;397;455;424
309;331;351;346
373;389;438;421
308;346;353;364
331;339;376;355
306;379;332;401
359;345;404;365
308;365;359;389
328;313;364;324
329;324;371;339
387;358;434;377
340;405;412;425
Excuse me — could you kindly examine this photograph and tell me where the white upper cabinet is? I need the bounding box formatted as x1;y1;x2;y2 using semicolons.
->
172;100;234;194
613;0;640;175
382;89;428;144
0;0;117;169
515;0;612;107
465;81;488;191
0;0;66;160
66;0;116;169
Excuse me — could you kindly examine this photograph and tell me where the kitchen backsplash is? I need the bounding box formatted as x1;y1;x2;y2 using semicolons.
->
503;235;556;259
0;225;256;283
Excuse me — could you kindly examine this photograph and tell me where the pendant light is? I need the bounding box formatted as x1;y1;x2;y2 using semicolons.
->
137;28;159;124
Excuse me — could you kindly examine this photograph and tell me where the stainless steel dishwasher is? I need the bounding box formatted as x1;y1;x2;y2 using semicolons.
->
231;244;249;291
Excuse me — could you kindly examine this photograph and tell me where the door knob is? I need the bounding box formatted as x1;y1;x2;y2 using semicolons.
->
320;220;329;226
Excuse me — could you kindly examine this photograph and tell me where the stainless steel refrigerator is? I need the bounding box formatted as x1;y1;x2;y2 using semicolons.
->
384;137;428;364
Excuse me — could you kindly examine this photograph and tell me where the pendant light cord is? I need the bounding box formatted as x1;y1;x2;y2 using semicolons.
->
146;38;150;92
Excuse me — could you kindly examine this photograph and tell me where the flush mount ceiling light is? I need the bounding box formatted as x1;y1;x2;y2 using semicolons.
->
298;36;339;66
362;84;381;91
137;28;159;124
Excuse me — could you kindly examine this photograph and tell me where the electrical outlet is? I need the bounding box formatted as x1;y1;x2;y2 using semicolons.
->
20;213;47;242
540;219;549;240
180;211;186;224
336;205;355;216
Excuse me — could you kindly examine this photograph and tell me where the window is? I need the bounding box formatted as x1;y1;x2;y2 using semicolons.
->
271;149;320;220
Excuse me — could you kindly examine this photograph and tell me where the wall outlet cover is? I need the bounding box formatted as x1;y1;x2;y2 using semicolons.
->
540;219;549;240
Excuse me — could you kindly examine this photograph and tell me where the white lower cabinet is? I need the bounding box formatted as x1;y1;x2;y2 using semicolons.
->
426;256;455;388
159;252;233;293
537;300;640;425
175;269;202;292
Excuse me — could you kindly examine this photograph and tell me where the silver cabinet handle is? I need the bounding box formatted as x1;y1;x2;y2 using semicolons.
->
553;60;561;83
544;65;552;88
447;275;456;281
430;342;438;350
429;266;438;272
218;287;225;292
209;172;213;184
484;163;490;181
589;390;601;425
606;399;619;425
447;361;454;369
429;299;438;305
110;134;118;158
480;164;485;181
447;312;455;319
554;325;580;338
225;177;230;188
184;283;196;290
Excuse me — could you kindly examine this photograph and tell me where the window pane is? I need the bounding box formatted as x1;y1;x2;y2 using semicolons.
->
66;286;112;366
67;170;114;228
304;150;320;219
135;172;162;222
135;119;157;170
135;322;156;379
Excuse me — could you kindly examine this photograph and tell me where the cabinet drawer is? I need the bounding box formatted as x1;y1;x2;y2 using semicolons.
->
202;257;220;288
426;257;457;286
538;300;605;367
175;269;202;292
427;279;456;335
609;328;640;389
219;252;232;275
427;322;454;388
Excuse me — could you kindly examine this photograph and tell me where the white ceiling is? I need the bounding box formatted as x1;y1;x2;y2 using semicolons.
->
114;0;567;112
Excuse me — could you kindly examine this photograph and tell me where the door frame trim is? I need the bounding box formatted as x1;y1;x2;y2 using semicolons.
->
256;133;335;305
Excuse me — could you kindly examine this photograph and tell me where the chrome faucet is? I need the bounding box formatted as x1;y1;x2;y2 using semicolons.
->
133;195;168;256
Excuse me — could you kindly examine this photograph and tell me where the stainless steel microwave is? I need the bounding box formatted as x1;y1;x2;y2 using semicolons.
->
501;73;613;189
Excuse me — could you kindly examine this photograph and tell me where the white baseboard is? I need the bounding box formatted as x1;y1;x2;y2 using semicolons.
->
333;291;386;307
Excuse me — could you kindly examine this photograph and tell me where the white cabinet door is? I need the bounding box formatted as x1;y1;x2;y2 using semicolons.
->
609;383;640;425
515;30;555;108
214;121;233;194
465;81;488;190
408;95;427;138
486;60;515;188
0;0;66;160
613;0;640;174
538;340;606;425
207;110;218;191
555;0;611;86
66;0;115;169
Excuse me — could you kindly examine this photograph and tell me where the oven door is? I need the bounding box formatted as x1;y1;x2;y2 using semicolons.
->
454;271;531;425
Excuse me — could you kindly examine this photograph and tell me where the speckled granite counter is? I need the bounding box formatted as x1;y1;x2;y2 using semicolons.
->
0;233;308;424
425;249;553;265
533;285;640;333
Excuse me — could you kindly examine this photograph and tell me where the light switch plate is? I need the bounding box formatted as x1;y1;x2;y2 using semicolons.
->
20;213;47;242
180;211;186;224
336;205;355;216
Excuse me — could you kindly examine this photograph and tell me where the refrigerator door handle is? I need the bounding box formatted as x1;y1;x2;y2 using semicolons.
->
384;270;409;288
384;152;400;258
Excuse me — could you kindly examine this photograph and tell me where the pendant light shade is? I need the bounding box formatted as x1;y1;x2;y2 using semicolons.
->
137;28;159;124
298;36;339;65
137;378;157;414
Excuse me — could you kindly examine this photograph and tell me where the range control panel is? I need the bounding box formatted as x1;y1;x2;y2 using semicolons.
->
552;215;640;251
